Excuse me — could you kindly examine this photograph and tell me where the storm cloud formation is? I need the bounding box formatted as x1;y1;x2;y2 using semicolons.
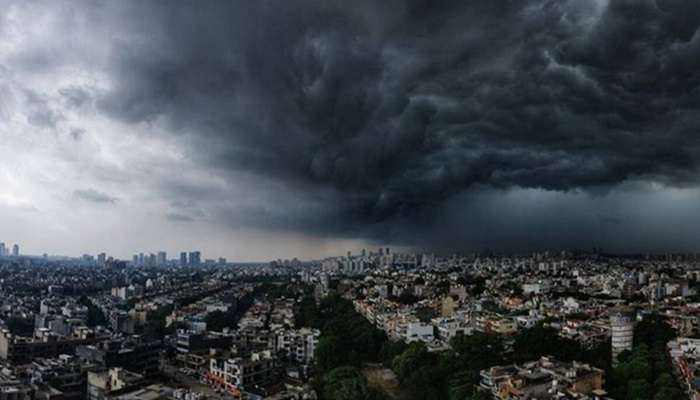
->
2;0;700;258
100;1;700;210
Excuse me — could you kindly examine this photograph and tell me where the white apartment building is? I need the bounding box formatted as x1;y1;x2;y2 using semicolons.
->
274;328;320;364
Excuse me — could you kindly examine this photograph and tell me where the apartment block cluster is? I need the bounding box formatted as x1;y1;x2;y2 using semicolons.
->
199;298;320;398
0;253;325;400
299;249;700;399
480;357;605;399
3;246;700;399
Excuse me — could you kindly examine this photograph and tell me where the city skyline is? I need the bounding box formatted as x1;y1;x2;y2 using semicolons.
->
4;1;700;260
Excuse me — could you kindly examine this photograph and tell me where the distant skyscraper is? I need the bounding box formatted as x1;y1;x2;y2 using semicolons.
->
189;251;201;266
132;255;138;266
11;244;18;257
180;252;187;267
149;253;156;267
157;251;167;266
0;243;5;257
97;252;106;267
139;253;145;267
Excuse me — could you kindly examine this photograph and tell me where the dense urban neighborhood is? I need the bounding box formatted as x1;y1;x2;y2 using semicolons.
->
0;246;698;399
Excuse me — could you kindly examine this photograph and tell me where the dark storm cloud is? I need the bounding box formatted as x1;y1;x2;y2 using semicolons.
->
73;189;118;204
597;214;624;225
38;0;700;247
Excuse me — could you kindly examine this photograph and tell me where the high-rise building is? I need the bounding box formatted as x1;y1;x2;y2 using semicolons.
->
157;251;167;266
180;252;187;267
188;251;201;266
11;244;18;257
138;253;145;267
610;308;634;365
97;253;107;267
132;255;138;266
0;243;6;257
149;253;156;267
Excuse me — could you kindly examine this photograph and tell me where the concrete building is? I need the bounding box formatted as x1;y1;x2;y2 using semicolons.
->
0;370;34;400
207;351;280;397
77;338;162;377
609;307;634;365
274;328;319;364
480;357;605;399
188;252;201;266
0;329;95;365
180;252;187;267
87;368;144;400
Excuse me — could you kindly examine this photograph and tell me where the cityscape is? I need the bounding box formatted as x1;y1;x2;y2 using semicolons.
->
0;243;699;400
4;1;700;400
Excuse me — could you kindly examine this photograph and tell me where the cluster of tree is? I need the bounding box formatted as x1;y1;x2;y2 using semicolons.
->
607;314;684;400
321;366;387;400
458;275;486;296
313;295;387;371
382;333;505;400
304;295;390;400
388;290;420;305
257;281;303;300
609;345;684;400
176;284;230;307
78;295;108;327
295;296;321;328
5;316;34;336
511;324;610;370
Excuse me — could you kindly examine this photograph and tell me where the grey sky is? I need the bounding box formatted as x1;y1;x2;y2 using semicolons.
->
2;0;700;260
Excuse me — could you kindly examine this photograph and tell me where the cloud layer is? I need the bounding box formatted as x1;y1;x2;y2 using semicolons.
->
2;0;700;259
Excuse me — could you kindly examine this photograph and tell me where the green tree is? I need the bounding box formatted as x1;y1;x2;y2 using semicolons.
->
470;391;491;400
379;340;408;367
5;317;33;336
316;336;344;372
653;386;684;400
512;323;582;363
78;296;107;327
391;342;430;382
323;367;370;400
627;379;650;400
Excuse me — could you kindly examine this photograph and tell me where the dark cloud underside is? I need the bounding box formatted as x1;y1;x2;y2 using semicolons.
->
7;0;700;254
94;1;700;219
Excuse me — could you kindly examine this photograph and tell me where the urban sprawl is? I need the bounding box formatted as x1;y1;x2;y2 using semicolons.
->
0;243;698;400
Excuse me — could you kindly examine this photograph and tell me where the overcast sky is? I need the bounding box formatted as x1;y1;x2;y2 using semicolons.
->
2;0;700;261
